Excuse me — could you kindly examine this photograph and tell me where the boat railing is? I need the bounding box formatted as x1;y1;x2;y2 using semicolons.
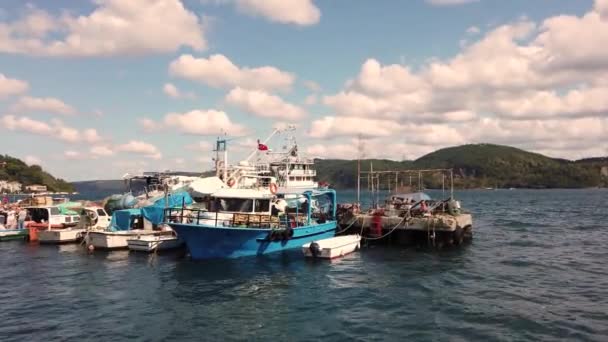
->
164;208;308;229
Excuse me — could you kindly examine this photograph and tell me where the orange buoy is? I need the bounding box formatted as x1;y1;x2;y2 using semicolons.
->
269;183;278;194
28;226;38;242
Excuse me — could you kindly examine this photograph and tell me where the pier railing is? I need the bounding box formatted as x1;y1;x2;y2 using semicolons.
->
163;208;308;229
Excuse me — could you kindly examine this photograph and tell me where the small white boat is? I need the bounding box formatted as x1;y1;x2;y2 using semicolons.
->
38;228;85;243
87;230;157;250
302;235;361;259
127;234;183;252
0;228;29;241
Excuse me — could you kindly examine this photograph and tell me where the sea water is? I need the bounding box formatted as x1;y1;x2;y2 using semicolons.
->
0;189;607;341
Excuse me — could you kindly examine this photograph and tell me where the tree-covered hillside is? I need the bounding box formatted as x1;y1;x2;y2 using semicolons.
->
315;144;606;189
0;155;74;192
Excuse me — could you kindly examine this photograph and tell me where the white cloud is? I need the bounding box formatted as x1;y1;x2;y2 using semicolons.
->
2;115;54;135
169;54;295;92
138;118;163;133
303;80;321;92
597;0;608;19
0;115;102;143
54;122;80;143
11;96;76;115
163;83;180;98
163;83;195;99
116;140;162;160
304;94;317;105
225;87;306;120
0;0;206;57
82;129;102;143
90;145;114;157
426;0;479;6
24;155;41;166
324;3;608;124
234;0;320;26
466;26;481;35
186;140;214;152
309;117;403;139
305;138;442;161
64;150;83;160
164;109;249;136
0;73;29;98
314;1;608;160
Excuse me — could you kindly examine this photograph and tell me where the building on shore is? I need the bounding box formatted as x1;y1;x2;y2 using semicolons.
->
25;184;47;193
0;180;23;193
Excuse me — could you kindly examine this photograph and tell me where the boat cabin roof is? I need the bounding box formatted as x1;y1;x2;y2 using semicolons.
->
211;188;273;199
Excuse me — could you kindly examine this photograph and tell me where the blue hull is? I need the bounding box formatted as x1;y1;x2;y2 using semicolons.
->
169;222;337;259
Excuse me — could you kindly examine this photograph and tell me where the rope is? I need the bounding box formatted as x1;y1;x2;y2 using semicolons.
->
334;215;364;235
362;215;408;241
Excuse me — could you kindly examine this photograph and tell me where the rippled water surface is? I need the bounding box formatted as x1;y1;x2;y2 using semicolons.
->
1;189;607;341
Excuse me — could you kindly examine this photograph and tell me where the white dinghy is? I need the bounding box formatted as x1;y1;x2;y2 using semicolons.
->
127;231;183;252
302;234;361;259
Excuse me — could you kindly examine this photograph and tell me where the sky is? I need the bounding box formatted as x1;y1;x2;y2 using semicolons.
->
0;0;607;181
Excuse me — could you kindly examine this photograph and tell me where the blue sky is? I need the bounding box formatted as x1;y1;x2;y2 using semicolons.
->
0;0;606;181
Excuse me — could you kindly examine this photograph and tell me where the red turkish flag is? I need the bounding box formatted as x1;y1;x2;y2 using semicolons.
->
257;140;268;151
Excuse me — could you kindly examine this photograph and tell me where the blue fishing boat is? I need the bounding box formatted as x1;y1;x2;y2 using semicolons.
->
165;188;337;259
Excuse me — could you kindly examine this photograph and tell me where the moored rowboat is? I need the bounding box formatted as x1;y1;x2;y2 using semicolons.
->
0;229;29;241
127;234;183;252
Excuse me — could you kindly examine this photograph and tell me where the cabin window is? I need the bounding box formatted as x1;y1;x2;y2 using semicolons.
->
213;198;253;212
50;207;60;215
97;209;107;216
27;208;49;223
254;199;270;213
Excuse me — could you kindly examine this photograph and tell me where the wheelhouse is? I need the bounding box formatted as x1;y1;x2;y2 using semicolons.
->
165;189;337;229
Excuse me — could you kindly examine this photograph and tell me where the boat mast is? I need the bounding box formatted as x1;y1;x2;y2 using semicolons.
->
357;157;361;205
450;168;454;199
356;133;363;204
370;161;374;208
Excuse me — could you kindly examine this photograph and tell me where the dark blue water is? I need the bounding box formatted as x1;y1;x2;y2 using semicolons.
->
1;189;607;341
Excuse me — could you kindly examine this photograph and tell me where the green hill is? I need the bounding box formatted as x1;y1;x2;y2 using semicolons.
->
0;155;74;192
68;144;607;191
315;144;607;189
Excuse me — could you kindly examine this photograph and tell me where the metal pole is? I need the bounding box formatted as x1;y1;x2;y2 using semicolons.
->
394;172;398;193
376;173;380;207
450;169;454;199
357;158;360;204
223;144;228;182
370;162;374;207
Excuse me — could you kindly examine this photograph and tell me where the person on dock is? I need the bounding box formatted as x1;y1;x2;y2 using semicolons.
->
6;208;16;229
420;200;428;213
17;207;26;229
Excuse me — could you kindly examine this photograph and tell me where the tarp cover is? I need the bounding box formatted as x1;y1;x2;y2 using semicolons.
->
141;206;164;226
57;201;83;215
152;190;193;208
391;192;432;202
188;176;225;197
108;191;193;231
109;208;141;231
